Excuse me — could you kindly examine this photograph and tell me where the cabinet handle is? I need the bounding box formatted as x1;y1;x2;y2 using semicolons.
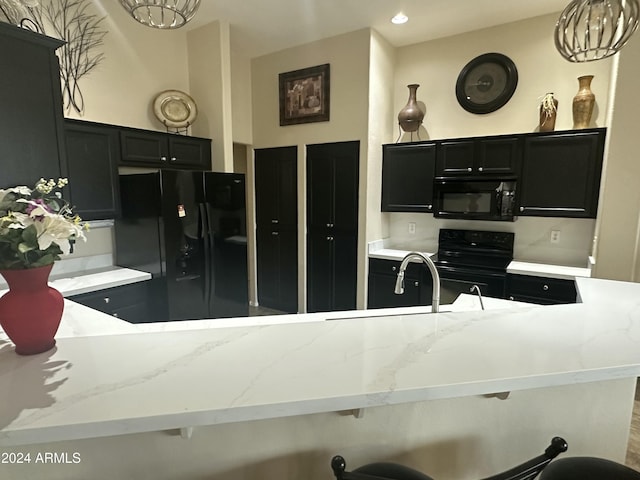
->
112;313;119;318
326;223;334;227
271;231;279;236
170;157;177;162
543;285;549;291
392;266;397;272
271;219;279;224
520;207;524;212
160;156;167;162
509;296;514;301
326;236;334;241
478;167;483;172
467;167;472;172
103;297;110;304
414;281;419;287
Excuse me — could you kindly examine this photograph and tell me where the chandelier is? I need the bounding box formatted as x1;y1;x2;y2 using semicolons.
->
119;0;201;29
555;0;640;62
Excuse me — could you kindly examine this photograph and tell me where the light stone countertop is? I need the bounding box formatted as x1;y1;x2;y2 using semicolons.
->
1;276;639;447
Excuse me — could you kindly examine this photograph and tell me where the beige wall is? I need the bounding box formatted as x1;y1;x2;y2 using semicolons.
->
250;29;372;311
592;33;640;281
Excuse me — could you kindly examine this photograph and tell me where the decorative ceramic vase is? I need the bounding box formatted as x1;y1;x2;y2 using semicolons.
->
572;75;595;129
398;84;425;133
539;93;559;132
0;263;63;355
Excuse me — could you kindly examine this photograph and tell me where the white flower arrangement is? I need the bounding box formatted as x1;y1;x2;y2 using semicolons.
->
0;178;87;270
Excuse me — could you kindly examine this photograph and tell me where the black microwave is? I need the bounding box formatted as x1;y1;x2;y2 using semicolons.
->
433;179;517;221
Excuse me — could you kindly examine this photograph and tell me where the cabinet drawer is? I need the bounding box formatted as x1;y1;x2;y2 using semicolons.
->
507;274;576;304
70;282;149;317
369;258;422;278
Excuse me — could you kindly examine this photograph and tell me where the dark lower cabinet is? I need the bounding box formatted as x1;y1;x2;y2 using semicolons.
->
256;228;298;313
69;281;150;323
507;274;577;305
307;232;357;312
368;258;432;309
64;120;120;220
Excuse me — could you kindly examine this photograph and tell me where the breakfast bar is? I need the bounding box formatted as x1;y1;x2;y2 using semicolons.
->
1;277;639;479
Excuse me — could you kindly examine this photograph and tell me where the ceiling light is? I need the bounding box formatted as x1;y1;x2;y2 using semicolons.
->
555;0;640;62
391;13;409;25
119;0;201;29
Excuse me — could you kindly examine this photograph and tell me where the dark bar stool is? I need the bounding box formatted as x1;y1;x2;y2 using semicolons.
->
540;457;640;480
331;437;568;480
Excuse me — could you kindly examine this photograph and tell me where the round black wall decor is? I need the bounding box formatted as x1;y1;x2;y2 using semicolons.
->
455;53;518;114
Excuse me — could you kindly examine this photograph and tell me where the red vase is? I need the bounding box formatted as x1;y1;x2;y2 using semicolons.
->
0;264;63;355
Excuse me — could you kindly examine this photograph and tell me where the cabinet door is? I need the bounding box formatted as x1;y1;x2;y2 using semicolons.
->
307;232;357;313
64;121;120;220
256;228;298;313
519;131;604;217
255;146;297;228
381;143;436;212
477;137;520;175
120;130;169;166
307;141;359;231
507;274;576;304
0;23;65;188
168;136;211;169
436;140;475;176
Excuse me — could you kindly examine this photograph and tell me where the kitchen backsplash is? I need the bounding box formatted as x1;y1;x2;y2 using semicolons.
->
387;214;595;268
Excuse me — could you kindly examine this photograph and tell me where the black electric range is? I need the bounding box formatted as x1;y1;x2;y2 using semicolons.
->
431;229;514;303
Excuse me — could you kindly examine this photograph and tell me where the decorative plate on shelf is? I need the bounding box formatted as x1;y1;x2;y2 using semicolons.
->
153;90;198;128
455;53;518;114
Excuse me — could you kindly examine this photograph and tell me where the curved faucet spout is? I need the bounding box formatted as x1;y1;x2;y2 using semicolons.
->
394;252;441;313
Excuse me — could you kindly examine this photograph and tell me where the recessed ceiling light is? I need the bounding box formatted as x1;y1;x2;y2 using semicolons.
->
391;13;408;25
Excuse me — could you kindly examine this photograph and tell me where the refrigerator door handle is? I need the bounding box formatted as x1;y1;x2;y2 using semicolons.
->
199;203;212;314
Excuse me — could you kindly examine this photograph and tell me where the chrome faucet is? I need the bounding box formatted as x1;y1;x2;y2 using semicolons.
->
394;252;441;313
470;284;485;310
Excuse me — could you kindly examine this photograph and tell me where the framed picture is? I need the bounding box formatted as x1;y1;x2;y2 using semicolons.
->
279;63;330;126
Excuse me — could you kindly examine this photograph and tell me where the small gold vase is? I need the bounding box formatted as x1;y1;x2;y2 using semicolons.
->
572;75;595;129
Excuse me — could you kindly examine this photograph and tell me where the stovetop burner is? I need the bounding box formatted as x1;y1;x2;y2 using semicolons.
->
432;229;514;272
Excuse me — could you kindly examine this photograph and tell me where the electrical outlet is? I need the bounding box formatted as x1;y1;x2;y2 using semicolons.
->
550;230;561;244
408;222;416;234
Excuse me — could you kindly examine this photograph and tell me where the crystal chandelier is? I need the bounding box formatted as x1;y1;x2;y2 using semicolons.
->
119;0;201;29
555;0;640;62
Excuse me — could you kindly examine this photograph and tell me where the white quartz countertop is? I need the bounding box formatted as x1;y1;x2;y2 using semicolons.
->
1;276;640;447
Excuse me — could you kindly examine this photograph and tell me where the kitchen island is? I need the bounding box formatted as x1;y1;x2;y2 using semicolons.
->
0;277;639;479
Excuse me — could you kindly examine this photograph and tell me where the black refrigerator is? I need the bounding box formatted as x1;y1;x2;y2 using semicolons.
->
114;170;248;321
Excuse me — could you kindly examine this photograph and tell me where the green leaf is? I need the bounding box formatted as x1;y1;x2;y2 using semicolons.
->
18;242;35;253
31;254;55;268
21;224;38;247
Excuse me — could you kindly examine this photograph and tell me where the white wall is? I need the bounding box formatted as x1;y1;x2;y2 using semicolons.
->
384;14;614;267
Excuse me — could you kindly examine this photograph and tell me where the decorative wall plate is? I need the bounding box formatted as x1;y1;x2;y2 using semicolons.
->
153;90;198;128
455;53;518;114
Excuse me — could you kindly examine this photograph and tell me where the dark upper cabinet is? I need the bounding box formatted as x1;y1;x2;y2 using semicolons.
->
255;146;298;228
306;141;359;313
120;129;211;170
307;141;359;232
518;129;605;218
436;136;520;177
381;142;436;212
0;22;66;188
254;146;298;313
64;120;120;220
